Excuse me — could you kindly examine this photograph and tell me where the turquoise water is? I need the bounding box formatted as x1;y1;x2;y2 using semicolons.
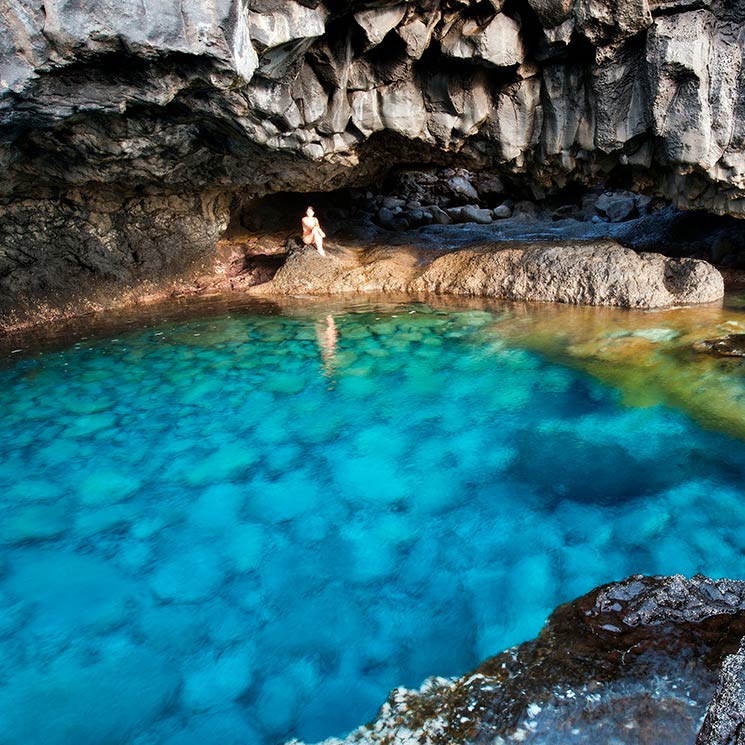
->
1;301;745;745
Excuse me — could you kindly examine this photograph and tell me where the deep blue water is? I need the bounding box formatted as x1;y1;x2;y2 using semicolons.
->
1;303;745;745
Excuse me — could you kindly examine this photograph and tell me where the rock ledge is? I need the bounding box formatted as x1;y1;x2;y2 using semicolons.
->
267;240;724;309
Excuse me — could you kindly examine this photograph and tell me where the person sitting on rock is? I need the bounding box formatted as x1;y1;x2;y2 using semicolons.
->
302;206;326;257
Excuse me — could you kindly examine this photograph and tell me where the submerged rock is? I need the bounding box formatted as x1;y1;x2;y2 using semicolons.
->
269;240;724;309
290;575;745;745
693;334;745;357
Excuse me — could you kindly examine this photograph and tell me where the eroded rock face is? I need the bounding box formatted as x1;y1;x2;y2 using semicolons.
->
268;239;724;308
292;574;745;745
1;0;744;311
697;640;745;745
0;190;231;317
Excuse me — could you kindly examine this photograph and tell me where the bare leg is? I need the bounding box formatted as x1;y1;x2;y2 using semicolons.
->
313;228;326;256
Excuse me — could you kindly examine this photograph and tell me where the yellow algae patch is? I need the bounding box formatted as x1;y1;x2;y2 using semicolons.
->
487;298;745;440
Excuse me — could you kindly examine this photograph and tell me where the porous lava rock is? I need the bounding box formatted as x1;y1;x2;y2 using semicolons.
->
2;0;745;313
289;574;745;745
268;239;724;308
697;639;745;745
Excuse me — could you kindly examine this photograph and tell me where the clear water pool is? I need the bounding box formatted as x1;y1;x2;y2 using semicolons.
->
1;300;745;745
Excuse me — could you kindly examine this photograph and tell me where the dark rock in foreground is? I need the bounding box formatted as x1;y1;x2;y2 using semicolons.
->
694;335;745;358
290;575;745;745
268;240;724;309
697;640;745;745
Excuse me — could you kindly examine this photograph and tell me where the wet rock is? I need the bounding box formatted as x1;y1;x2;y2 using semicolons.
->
382;196;406;210
375;207;395;229
493;204;513;219
293;575;745;745
1;503;69;544
150;546;225;603
392;214;411;231
6;551;134;635
181;642;256;712
693;334;745;357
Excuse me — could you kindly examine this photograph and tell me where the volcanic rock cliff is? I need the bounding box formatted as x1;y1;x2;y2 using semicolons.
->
1;0;744;314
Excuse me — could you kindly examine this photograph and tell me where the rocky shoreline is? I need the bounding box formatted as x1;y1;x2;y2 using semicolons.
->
264;238;723;309
289;574;745;745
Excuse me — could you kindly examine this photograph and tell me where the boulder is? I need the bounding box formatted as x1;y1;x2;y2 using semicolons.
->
269;239;724;309
382;196;406;210
596;192;639;222
375;207;395;228
493;204;513;219
428;205;453;225
447;205;494;224
445;175;480;202
288;574;745;745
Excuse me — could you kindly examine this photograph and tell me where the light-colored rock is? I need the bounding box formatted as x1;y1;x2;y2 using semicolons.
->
441;13;525;67
447;205;494;224
249;2;328;50
268;240;725;309
354;6;407;48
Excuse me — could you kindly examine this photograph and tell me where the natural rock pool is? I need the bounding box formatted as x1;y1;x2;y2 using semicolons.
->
2;297;745;745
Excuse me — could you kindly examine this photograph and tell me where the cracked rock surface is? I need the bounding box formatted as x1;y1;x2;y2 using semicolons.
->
267;238;724;308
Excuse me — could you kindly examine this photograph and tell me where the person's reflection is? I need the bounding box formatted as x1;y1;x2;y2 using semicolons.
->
316;313;338;380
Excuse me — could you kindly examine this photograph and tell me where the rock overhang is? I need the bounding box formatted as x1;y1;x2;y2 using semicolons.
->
1;0;745;214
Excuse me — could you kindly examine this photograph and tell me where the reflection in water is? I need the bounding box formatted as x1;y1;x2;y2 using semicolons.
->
316;313;339;380
1;300;745;745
